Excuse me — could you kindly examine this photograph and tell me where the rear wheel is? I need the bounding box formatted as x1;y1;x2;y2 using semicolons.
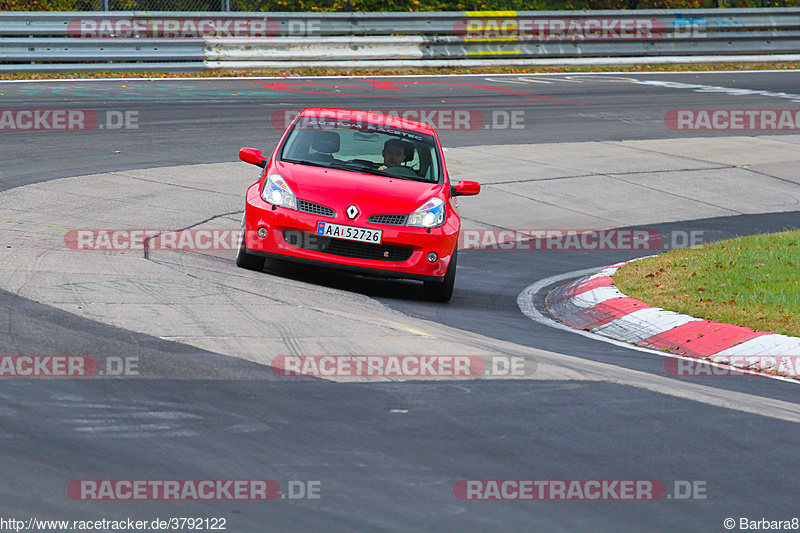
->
423;248;457;302
235;228;265;271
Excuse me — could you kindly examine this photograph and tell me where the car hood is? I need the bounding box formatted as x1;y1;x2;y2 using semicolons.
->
274;160;442;214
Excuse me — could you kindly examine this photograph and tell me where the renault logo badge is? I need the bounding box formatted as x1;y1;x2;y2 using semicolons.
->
346;205;359;219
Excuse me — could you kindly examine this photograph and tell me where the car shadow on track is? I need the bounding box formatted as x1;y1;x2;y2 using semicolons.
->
260;257;434;302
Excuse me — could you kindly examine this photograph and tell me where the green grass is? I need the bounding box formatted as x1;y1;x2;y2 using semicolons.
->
1;61;799;81
614;230;800;337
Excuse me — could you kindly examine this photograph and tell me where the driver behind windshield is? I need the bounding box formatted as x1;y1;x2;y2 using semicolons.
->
378;138;411;171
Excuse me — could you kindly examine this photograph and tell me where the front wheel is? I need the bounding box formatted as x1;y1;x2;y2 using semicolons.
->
235;228;265;271
423;248;457;302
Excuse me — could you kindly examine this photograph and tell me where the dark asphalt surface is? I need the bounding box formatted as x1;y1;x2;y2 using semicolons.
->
3;70;800;188
1;71;799;532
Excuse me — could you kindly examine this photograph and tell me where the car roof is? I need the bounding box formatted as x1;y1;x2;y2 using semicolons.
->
297;107;437;136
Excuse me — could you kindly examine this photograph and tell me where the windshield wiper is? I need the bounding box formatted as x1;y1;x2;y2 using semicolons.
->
282;159;434;182
328;162;435;182
391;174;435;183
281;158;331;169
327;162;395;177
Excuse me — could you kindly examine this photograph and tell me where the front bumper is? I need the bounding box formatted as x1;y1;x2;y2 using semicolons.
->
242;193;458;282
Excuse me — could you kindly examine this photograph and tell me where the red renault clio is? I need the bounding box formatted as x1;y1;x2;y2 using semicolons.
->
236;107;480;302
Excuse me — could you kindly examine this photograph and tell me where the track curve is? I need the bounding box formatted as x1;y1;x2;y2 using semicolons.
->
2;71;800;531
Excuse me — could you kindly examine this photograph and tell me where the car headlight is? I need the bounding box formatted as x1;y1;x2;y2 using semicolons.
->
406;197;445;228
261;174;297;210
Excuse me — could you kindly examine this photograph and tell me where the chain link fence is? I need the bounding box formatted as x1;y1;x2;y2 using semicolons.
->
3;0;382;13
56;0;342;11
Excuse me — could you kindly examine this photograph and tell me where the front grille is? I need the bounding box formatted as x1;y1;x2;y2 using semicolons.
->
283;231;413;262
298;199;335;217
367;214;407;226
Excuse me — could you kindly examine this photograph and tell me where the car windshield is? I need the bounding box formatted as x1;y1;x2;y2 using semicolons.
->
279;114;441;183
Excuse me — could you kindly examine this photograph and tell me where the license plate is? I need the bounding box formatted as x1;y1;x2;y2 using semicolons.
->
316;222;382;244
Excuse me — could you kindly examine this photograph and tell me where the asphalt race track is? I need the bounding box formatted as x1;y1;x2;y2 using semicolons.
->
1;71;800;532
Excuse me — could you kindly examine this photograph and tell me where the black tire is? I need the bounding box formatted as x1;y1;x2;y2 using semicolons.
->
423;248;457;302
235;229;266;271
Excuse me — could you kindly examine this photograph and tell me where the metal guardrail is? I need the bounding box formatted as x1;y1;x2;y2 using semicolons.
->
0;11;456;36
0;38;205;62
3;9;800;37
1;9;799;71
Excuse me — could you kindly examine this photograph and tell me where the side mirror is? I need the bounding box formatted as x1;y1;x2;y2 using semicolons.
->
239;147;266;168
451;180;480;197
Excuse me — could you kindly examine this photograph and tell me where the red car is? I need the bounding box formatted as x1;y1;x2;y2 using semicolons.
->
236;107;480;302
